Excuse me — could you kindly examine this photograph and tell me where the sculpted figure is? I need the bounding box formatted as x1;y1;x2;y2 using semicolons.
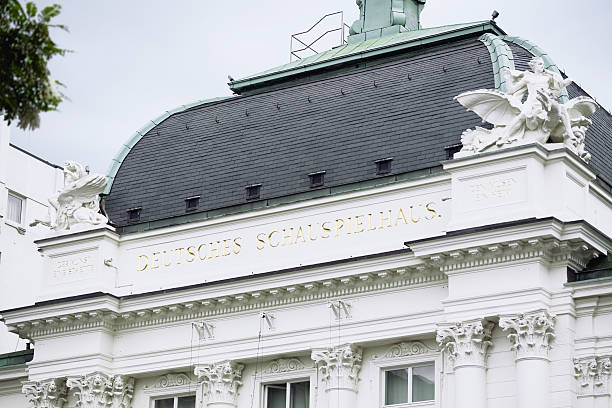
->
31;161;108;231
455;56;598;161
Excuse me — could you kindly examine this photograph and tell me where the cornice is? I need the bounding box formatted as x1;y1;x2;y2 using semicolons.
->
6;264;446;339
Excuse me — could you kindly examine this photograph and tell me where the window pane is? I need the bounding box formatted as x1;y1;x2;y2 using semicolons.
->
178;395;196;408
385;369;408;405
7;194;23;223
154;398;174;408
290;381;309;408
266;384;287;408
412;365;435;402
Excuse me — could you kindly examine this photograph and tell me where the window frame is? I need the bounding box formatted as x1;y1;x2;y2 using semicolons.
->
6;191;25;226
374;350;440;408
255;360;316;408
151;394;196;408
263;378;311;408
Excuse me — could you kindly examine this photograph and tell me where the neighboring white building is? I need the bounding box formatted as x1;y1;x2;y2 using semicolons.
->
1;2;612;408
0;120;63;353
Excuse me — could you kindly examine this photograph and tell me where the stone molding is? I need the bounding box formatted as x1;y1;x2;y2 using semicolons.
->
22;378;68;408
312;344;362;391
9;266;445;339
195;360;244;406
427;238;599;274
436;319;494;369
499;310;555;361
146;373;194;390
574;356;611;397
66;372;134;408
262;358;306;375
376;341;438;360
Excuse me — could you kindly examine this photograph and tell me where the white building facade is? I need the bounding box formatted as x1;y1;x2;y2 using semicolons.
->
1;2;611;408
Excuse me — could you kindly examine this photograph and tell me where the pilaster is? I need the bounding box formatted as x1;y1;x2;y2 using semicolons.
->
574;356;611;397
22;378;68;408
66;372;134;408
194;360;244;408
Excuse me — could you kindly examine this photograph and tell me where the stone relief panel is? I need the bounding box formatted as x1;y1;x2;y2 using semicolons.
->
574;356;611;396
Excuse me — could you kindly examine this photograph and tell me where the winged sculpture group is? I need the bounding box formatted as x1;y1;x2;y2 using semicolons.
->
455;56;598;161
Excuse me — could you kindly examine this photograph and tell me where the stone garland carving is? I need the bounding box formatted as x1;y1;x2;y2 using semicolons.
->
66;372;134;408
574;356;611;396
22;378;68;408
455;56;599;162
31;161;108;231
311;344;362;391
195;361;244;406
436;320;494;368
499;311;555;360
381;341;437;359
263;358;305;375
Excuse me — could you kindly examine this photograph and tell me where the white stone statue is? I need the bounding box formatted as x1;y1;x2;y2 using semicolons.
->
455;56;599;161
31;161;108;231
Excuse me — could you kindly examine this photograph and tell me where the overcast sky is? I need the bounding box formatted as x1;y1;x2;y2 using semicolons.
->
9;0;612;173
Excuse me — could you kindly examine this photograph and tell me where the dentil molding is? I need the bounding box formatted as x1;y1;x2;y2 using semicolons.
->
194;360;244;406
499;310;556;361
436;319;494;369
22;378;68;408
312;344;362;391
574;356;611;397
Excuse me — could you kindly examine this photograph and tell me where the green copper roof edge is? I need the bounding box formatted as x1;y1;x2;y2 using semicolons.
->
478;33;515;92
103;96;232;195
500;35;569;104
118;166;445;234
230;21;504;93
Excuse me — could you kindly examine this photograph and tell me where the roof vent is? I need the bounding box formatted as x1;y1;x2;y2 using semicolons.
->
308;171;326;188
246;184;262;201
185;196;200;212
348;0;426;44
375;158;393;175
127;207;142;223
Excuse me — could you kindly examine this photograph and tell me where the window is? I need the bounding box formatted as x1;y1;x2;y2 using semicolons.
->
127;207;142;223
384;364;434;406
7;193;24;224
153;395;195;408
246;184;261;201
375;158;393;175
308;171;325;188
264;380;310;408
185;196;200;212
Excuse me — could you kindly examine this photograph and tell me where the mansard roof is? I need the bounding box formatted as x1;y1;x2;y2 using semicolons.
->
103;23;612;233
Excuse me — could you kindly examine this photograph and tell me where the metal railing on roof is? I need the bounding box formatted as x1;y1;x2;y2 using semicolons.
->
290;11;350;62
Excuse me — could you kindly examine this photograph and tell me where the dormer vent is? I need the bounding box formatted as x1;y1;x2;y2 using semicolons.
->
246;184;262;201
127;207;142;223
308;171;326;188
185;196;200;212
375;158;393;175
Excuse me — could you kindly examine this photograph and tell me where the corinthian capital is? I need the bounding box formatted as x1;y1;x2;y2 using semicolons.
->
195;360;244;406
311;343;362;391
574;356;611;396
22;378;68;408
436;319;494;368
67;372;134;408
499;310;555;360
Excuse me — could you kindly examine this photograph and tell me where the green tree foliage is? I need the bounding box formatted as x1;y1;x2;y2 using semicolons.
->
0;0;67;130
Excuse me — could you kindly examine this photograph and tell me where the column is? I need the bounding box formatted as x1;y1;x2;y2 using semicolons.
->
436;319;494;408
311;343;362;408
499;310;555;408
574;356;611;408
195;360;244;408
22;378;68;408
67;372;135;408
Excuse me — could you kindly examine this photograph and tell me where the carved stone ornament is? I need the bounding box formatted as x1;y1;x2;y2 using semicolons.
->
31;161;108;231
22;378;68;408
194;361;244;406
149;373;193;389
311;344;362;391
499;311;555;360
263;358;305;375
455;56;598;162
574;356;611;396
67;372;134;408
436;319;494;369
380;341;438;359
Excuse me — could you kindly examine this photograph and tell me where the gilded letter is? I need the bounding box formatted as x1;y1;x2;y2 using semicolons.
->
367;213;377;231
354;215;365;233
321;222;332;239
409;205;420;223
256;233;266;250
186;246;197;262
269;231;281;248
151;252;160;269
282;228;294;246
136;254;149;271
295;226;307;243
222;239;231;256
308;224;317;241
425;202;437;220
335;219;344;237
175;247;185;264
233;237;243;254
379;210;392;229
197;244;207;260
208;241;221;259
395;208;408;226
